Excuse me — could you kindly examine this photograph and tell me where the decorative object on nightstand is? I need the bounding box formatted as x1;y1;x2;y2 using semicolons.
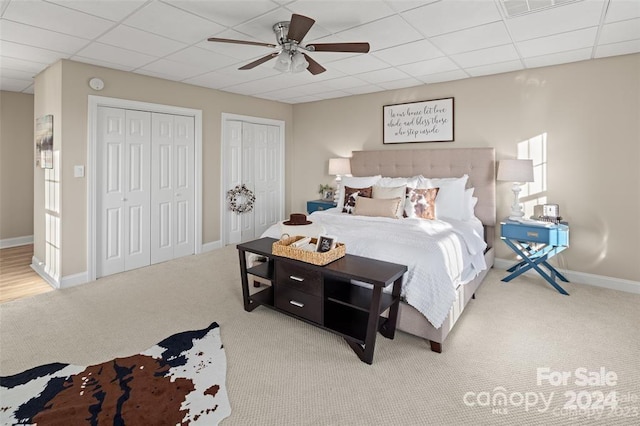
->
500;218;570;295
497;159;534;220
318;183;334;201
307;199;336;213
328;158;351;204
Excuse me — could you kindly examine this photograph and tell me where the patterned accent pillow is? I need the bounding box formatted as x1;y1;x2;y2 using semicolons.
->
404;187;439;220
342;186;372;214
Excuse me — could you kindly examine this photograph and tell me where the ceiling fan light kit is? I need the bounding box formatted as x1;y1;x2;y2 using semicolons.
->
208;13;370;75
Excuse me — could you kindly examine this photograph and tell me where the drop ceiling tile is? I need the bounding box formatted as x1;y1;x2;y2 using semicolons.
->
70;56;137;72
397;56;460;76
22;84;34;94
320;75;371;90
372;39;444;66
224;75;301;95
279;94;324;103
74;42;157;69
377;77;423;90
335;15;423;52
46;0;147;22
288;0;396;33
417;69;469;84
343;83;384;95
356;67;410;84
170;0;279;27
0;76;33;91
386;0;439;13
401;0;502;37
430;21;512;55
599;18;640;45
523;48;592;68
0;56;52;73
98;25;187;57
518;27;598;58
165;46;240;71
0;20;90;54
595;38;640;58
313;90;352;101
2;1;115;39
0;67;36;81
139;58;212;80
451;44;519;68
465;60;523;77
184;70;251;89
123;1;226;44
506;0;606;41
329;54;389;74
0;41;67;65
604;0;640;23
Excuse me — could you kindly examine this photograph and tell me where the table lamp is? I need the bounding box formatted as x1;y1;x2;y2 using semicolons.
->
497;159;534;220
328;158;351;204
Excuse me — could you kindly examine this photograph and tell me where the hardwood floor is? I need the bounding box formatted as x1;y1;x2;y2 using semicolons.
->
0;244;52;303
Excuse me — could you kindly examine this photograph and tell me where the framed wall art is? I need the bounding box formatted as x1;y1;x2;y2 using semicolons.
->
35;114;54;169
383;97;454;144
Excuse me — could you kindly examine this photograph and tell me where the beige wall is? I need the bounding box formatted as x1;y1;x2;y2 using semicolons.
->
34;59;293;277
0;91;35;241
292;54;640;282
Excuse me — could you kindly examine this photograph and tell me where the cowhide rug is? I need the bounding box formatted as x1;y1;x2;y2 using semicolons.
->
0;322;231;425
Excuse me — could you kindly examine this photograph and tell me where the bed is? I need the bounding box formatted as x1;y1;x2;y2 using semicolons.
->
263;147;496;352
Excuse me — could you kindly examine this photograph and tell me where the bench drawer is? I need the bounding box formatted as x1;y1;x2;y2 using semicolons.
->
275;286;322;323
276;261;322;296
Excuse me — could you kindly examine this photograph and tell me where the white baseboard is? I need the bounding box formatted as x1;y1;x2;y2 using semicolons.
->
60;271;89;289
1;235;33;249
202;240;223;253
494;258;640;295
31;256;59;289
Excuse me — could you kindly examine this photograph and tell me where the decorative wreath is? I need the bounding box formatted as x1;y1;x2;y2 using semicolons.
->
227;184;255;213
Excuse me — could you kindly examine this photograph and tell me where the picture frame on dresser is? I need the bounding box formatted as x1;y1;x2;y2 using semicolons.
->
383;97;454;144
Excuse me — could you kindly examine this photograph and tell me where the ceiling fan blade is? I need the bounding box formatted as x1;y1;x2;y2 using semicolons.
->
306;42;370;53
208;37;276;49
287;14;315;43
239;53;278;70
301;53;326;75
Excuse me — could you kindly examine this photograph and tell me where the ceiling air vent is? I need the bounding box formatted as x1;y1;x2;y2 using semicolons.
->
499;0;584;18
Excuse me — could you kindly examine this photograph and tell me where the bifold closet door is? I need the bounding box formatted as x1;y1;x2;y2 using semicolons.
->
151;113;195;264
97;107;151;277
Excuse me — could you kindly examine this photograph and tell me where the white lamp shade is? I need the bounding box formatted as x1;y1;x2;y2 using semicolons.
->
291;52;309;73
328;158;351;176
497;159;534;183
274;51;291;72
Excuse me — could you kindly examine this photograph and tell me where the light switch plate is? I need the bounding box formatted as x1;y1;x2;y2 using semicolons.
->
74;165;85;178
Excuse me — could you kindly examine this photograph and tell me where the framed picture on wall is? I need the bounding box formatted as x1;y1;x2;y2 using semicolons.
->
36;115;53;169
383;97;454;144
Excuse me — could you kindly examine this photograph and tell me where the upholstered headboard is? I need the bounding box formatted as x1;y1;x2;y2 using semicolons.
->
350;148;496;227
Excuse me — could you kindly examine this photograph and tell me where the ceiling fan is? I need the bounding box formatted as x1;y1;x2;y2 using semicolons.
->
207;13;370;75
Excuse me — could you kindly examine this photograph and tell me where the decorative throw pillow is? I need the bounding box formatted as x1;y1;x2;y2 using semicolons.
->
372;184;407;218
342;186;372;214
404;187;439;220
337;175;381;210
353;197;402;219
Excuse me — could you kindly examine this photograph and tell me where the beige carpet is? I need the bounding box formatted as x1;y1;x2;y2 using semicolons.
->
1;245;638;425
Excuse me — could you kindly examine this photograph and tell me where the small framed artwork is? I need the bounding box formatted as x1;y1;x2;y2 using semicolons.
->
323;190;334;200
383;97;454;144
316;234;337;253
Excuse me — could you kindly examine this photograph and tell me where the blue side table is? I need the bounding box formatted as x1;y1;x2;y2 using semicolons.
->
500;219;570;295
307;199;336;214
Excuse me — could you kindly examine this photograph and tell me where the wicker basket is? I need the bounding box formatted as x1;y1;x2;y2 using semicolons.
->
272;235;345;266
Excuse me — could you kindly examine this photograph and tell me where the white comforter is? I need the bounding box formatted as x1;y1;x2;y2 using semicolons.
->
262;209;488;329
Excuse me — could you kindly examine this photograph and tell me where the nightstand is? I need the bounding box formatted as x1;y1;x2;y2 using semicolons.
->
500;219;570;295
307;199;336;214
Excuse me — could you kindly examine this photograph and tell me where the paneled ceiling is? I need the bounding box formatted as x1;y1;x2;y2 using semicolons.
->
1;0;638;104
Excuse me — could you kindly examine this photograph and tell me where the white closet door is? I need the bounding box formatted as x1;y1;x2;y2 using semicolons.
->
253;124;280;237
97;107;151;277
240;122;256;242
226;121;243;244
151;113;195;264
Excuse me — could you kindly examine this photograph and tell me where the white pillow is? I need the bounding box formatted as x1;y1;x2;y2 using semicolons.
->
337;175;381;210
417;174;468;220
376;175;421;188
373;184;407;218
464;187;478;221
